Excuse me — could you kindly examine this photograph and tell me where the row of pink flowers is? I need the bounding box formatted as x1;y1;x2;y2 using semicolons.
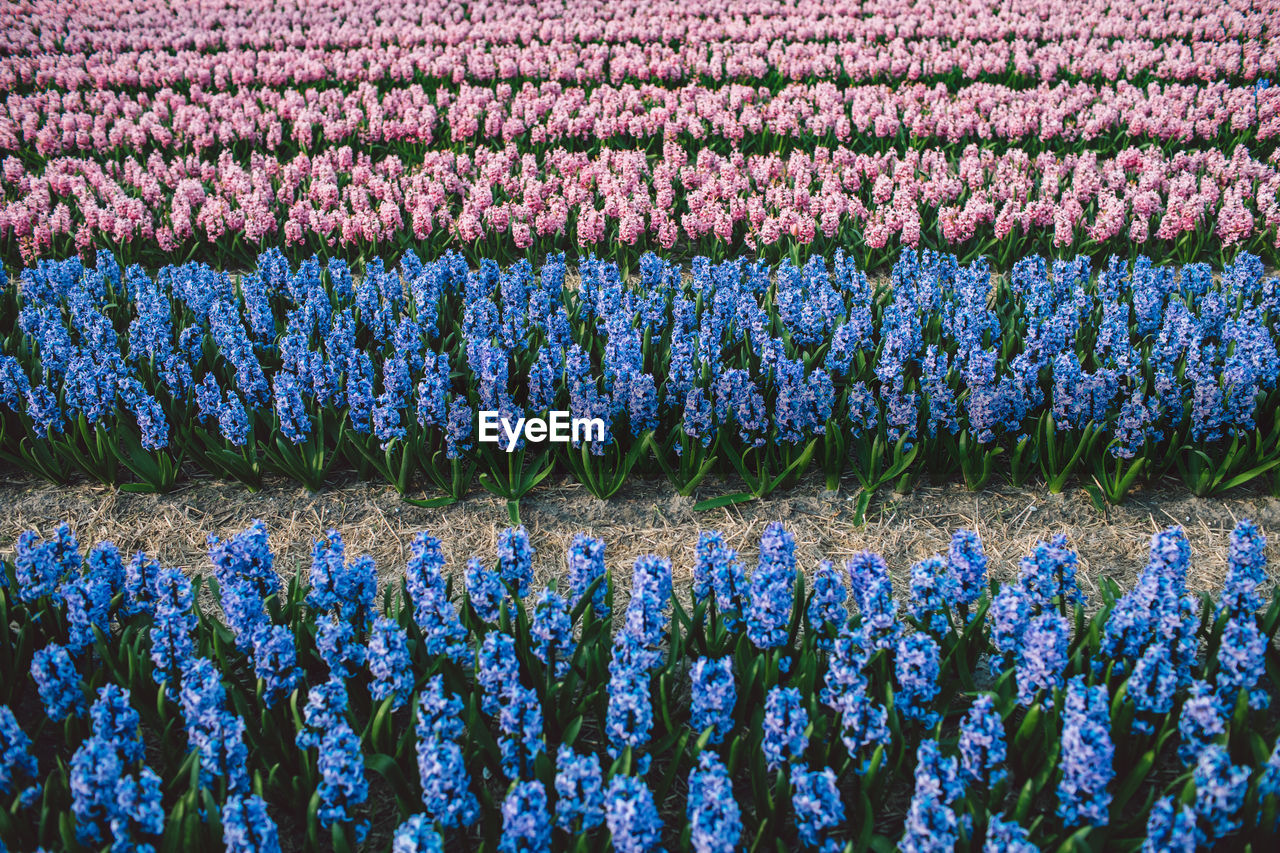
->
3;79;1274;157
5;0;1268;55
5;35;1271;92
4;141;1276;261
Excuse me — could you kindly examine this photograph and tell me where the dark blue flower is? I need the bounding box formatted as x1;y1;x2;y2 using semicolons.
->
308;531;377;626
497;526;535;598
984;813;1038;852
0;705;40;806
414;685;478;830
150;568;196;693
466;556;504;623
252;625;302;708
316;616;368;681
1016;613;1069;708
806;561;848;648
31;643;84;721
316;723;369;840
947;529;988;611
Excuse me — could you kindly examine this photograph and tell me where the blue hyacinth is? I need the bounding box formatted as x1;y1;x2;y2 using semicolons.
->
762;686;809;770
531;589;575;680
605;775;663;853
1218;519;1267;620
747;522;797;650
689;656;736;744
122;551;160;617
1056;676;1114;828
1018;534;1084;611
1016;613;1069;707
252;624;303;707
31;643;84;721
984;814;1038;852
959;693;1008;790
478;631;521;716
466;556;504;623
806;561;848;648
297;678;349;751
895;632;942;727
1193;744;1249;839
316;616;368;681
908;556;953;635
1142;796;1202;853
416;676;479;828
554;744;604;832
828;680;891;774
178;658;249;793
15;523;80;603
497;525;535;598
0;706;40;807
1214;615;1269;710
367;616;414;709
500;780;552;853
947;529;988;611
687;752;742;853
89;684;143;764
990;583;1030;658
790;765;845;853
223;794;283;853
308;530;377;626
697;531;747;629
392;815;444;853
150;568;197;692
567;532;609;618
497;684;545;780
316;723;369;841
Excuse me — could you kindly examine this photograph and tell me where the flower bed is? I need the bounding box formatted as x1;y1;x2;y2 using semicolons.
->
1;249;1279;508
1;518;1277;851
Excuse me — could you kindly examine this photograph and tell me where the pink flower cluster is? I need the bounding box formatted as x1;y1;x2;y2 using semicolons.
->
4;141;1277;261
1;0;1274;91
4;79;1275;158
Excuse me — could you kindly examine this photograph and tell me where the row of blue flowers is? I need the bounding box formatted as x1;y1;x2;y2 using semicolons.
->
1;248;1278;512
1;517;1278;851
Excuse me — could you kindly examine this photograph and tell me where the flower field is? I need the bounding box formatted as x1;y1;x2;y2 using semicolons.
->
5;1;1280;851
1;0;1278;268
2;518;1279;852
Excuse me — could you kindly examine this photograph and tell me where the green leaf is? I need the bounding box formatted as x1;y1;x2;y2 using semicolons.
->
694;492;755;511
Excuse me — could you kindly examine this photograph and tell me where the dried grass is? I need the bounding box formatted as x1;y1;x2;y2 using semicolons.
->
2;470;1276;601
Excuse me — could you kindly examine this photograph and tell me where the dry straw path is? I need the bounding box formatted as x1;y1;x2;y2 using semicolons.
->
1;472;1277;602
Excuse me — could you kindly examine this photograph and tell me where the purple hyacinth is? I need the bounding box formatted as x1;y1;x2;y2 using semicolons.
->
959;693;1008;790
